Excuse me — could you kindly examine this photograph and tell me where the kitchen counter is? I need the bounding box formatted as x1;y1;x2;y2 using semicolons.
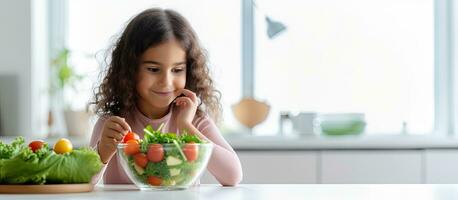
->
0;135;92;149
224;134;458;150
3;134;458;150
1;184;458;200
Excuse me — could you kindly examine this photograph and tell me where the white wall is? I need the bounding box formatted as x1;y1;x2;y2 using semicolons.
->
0;0;32;136
0;0;48;137
31;0;50;137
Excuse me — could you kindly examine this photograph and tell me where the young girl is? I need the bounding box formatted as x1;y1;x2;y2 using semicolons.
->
89;8;242;186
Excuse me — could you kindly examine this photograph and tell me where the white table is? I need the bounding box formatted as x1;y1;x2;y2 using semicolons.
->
1;184;458;200
4;134;458;150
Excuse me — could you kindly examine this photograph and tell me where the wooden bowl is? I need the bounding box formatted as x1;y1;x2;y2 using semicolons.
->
232;98;270;128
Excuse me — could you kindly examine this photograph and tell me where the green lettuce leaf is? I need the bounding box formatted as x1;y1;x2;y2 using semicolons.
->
0;137;27;159
0;137;103;184
46;148;103;184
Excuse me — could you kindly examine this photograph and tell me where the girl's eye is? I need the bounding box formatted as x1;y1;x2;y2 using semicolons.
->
147;67;160;72
172;68;185;73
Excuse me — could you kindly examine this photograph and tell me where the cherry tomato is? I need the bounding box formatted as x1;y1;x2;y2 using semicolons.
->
124;139;140;155
134;153;148;168
28;140;45;153
122;131;140;143
183;143;198;162
147;176;162;186
147;144;164;163
53;138;73;154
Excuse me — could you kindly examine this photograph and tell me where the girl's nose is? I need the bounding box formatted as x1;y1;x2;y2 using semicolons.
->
159;72;172;86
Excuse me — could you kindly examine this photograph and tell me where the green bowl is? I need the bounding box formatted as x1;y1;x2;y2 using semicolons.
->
320;120;366;135
318;113;366;136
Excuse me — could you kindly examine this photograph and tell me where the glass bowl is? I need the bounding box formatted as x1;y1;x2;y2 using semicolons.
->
317;113;366;136
117;142;213;190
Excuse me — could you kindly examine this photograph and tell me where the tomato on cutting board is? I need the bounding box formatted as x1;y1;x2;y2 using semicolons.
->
28;140;45;153
53;138;73;154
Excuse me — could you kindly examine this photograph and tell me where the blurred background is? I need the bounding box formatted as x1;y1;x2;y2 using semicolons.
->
1;0;458;184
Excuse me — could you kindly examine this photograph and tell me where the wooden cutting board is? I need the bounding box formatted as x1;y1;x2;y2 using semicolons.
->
0;184;94;193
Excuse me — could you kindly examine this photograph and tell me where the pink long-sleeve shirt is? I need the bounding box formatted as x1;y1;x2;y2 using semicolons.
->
90;106;243;185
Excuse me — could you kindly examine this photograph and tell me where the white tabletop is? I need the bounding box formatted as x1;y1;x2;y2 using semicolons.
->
4;134;458;150
1;184;458;200
225;134;458;150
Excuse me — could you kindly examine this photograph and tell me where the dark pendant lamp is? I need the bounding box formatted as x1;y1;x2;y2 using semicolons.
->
265;16;287;39
253;0;287;39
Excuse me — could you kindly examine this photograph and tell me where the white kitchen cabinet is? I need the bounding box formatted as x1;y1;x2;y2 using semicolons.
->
200;151;318;184
425;149;458;183
320;150;422;183
200;149;458;184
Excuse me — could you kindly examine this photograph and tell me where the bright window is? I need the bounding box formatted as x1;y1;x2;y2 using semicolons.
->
253;0;434;135
66;0;435;135
67;0;241;132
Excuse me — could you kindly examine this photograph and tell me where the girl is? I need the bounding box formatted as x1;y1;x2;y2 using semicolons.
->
89;8;242;186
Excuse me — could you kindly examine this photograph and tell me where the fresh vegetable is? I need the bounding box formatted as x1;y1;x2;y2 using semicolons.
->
123;131;140;143
169;168;180;176
0;137;24;159
147;176;162;186
53;138;73;154
0;137;103;184
163;179;176;186
182;143;198;162
166;156;182;166
134;163;145;175
120;124;212;187
28;140;45;153
134;153;148;168
124;140;140;155
147;144;164;163
172;140;187;161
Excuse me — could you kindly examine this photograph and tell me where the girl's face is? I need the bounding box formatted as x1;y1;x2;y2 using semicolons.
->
136;38;187;118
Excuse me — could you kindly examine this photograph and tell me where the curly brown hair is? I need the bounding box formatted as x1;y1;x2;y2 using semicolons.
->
90;8;221;122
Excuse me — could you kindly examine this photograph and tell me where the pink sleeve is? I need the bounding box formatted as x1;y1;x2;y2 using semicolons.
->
90;116;109;185
194;116;243;186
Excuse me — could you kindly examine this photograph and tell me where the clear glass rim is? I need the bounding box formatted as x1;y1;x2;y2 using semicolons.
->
117;142;213;148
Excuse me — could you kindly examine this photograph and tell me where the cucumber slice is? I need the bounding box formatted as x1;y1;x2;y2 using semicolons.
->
172;139;187;161
166;156;182;166
169;168;181;176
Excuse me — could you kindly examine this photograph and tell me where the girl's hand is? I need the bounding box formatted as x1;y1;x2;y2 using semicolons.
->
174;89;199;130
98;116;131;163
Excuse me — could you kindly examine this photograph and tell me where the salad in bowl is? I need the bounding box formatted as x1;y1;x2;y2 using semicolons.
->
117;124;213;190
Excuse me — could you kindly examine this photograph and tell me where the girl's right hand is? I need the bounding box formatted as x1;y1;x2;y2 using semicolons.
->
98;116;132;163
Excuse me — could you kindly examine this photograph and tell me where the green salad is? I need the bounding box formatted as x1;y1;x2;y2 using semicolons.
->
118;124;212;187
0;137;103;184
